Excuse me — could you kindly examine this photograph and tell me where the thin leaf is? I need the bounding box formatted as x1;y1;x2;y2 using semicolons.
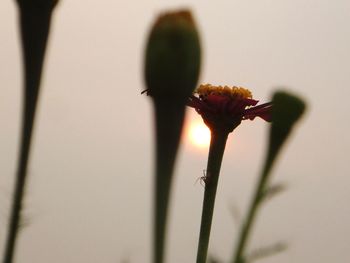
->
247;241;288;262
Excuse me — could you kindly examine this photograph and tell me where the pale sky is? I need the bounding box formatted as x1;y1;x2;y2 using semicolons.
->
1;0;350;262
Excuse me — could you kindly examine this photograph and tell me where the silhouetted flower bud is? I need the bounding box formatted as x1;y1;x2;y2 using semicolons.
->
268;91;306;161
143;10;202;263
145;10;201;101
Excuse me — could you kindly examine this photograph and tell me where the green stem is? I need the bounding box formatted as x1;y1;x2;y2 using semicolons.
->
153;99;186;263
231;91;306;263
196;130;229;263
3;4;55;263
232;152;276;263
3;106;36;263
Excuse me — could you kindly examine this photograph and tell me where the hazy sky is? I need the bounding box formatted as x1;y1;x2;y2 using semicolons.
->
1;0;350;262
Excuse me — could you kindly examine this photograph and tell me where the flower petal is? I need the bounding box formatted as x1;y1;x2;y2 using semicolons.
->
188;95;213;113
244;102;272;122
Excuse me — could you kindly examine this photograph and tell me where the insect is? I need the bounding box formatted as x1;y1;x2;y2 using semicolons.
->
141;89;150;95
195;169;210;186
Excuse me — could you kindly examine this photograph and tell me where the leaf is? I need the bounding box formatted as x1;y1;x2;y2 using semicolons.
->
229;202;242;226
260;182;287;203
247;241;288;262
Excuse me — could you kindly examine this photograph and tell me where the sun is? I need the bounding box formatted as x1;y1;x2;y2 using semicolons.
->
188;120;211;148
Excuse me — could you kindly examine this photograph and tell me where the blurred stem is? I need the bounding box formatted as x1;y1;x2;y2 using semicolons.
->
3;103;36;263
232;150;277;263
153;99;186;263
232;91;307;263
196;130;229;263
3;5;54;263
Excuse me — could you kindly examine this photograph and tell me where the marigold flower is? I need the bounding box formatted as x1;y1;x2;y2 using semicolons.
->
188;84;272;133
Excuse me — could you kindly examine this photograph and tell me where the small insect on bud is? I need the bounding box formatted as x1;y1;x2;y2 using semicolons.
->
144;9;201;102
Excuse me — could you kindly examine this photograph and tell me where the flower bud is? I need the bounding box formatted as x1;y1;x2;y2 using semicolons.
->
144;10;202;263
271;91;306;136
144;10;201;101
268;91;306;159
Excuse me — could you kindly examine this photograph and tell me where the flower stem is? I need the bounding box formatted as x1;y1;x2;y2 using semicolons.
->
3;4;56;263
232;92;307;263
153;99;186;263
231;152;275;263
196;130;229;263
3;104;36;263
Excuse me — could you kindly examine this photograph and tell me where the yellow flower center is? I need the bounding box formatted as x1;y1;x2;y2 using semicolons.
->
195;84;252;99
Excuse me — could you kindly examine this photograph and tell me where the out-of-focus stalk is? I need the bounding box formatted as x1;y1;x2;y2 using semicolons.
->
232;91;306;263
144;9;201;263
3;1;58;263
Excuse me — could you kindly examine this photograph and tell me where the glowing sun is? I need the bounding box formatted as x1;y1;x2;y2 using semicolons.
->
188;121;211;148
